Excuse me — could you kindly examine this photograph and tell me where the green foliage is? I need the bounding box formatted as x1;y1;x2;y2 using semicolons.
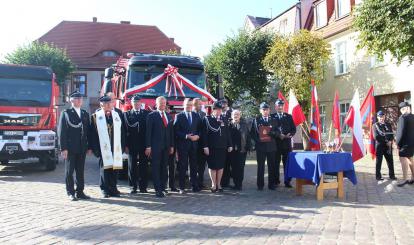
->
263;30;331;112
4;41;75;87
353;0;414;64
204;30;274;102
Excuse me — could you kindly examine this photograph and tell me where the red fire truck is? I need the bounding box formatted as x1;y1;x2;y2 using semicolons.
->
102;53;215;112
0;64;59;171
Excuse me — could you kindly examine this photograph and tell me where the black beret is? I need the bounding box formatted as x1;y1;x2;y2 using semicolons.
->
213;101;223;109
275;99;284;105
99;95;112;103
377;110;385;116
131;95;141;101
399;101;411;109
221;99;228;104
260;102;270;109
69;91;82;98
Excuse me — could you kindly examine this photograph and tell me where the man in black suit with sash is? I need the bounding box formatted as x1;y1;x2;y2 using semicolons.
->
271;99;296;188
193;98;207;189
396;102;414;187
59;91;91;201
145;96;174;198
251;102;280;190
373;110;396;181
174;98;202;193
123;95;149;194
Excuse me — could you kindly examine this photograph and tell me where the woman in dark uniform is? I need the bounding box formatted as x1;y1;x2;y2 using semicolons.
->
202;101;232;192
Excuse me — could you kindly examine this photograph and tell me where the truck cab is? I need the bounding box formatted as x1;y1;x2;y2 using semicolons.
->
0;64;59;170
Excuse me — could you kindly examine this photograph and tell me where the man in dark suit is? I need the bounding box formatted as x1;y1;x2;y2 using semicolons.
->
145;96;175;197
271;99;296;188
174;98;202;193
373;110;396;181
396;102;414;187
221;98;233;188
59;91;91;201
123;95;149;194
89;95;126;198
193;98;207;189
251;102;280;190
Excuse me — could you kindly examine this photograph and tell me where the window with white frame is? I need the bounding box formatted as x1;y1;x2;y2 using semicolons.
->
320;104;326;134
315;0;327;28
279;19;288;34
337;0;351;18
340;102;350;134
71;74;87;96
370;54;386;68
335;41;348;75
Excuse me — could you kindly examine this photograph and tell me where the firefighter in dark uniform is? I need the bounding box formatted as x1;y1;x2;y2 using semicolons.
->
220;98;233;188
89;95;126;198
271;99;296;188
251;102;280;190
59;91;91;201
123;95;150;194
373;110;396;181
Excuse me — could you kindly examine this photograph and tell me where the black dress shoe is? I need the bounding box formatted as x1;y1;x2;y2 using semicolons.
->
76;192;91;199
68;194;78;201
409;180;414;185
113;189;121;195
376;177;384;181
397;180;410;187
210;187;217;193
218;188;224;192
285;183;293;188
140;189;148;193
156;191;165;198
170;188;179;192
102;193;110;198
130;189;138;194
163;190;169;195
199;184;206;190
389;176;397;180
179;189;186;194
192;187;200;192
110;192;121;197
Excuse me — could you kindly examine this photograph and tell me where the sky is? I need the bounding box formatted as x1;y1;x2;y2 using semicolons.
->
0;0;298;60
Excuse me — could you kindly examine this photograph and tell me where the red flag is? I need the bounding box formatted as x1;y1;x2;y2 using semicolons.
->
360;85;376;158
309;81;321;150
288;89;306;126
277;91;289;113
332;91;341;143
345;90;366;162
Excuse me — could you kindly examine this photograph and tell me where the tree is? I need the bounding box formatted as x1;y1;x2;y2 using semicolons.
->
353;0;414;64
263;30;330;112
4;41;75;88
204;30;274;102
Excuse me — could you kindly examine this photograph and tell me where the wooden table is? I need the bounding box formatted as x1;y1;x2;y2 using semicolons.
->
295;172;344;201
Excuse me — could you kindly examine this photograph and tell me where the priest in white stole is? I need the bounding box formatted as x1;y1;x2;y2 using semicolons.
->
89;95;126;198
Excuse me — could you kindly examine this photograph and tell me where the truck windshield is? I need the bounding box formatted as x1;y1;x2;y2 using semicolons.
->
0;78;52;107
128;65;206;98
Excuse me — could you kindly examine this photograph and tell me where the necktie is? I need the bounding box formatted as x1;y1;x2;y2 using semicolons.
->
161;112;168;127
187;112;192;125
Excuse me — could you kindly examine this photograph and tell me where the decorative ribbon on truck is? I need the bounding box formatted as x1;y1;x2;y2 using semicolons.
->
123;64;216;101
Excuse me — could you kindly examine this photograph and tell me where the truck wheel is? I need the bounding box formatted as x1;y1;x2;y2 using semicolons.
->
42;155;57;171
0;160;9;165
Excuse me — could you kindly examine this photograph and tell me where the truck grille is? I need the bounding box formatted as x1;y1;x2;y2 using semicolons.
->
0;114;41;126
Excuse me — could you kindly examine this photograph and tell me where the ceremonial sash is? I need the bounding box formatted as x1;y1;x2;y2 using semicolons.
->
96;109;123;169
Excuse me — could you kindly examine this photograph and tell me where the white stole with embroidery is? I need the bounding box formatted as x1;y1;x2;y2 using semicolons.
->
96;109;123;169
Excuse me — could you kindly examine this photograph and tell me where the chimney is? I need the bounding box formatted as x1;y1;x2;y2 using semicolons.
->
120;21;131;24
92;17;97;22
169;38;175;43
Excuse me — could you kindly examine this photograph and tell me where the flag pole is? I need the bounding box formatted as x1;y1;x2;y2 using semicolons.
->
326;121;333;151
336;127;351;151
300;124;310;140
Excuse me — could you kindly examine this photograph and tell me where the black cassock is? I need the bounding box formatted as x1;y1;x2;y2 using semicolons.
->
58;107;90;196
89;112;126;195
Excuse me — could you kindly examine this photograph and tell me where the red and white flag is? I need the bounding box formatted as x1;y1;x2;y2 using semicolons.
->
309;81;321;151
332;91;341;144
277;91;289;113
344;90;366;162
288;89;306;126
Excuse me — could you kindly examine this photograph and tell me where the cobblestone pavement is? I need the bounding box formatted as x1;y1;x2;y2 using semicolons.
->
1;154;414;245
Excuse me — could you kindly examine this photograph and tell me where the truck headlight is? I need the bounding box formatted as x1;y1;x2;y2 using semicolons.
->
40;135;55;141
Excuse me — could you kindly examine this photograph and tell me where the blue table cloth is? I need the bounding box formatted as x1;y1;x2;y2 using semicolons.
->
286;151;357;186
